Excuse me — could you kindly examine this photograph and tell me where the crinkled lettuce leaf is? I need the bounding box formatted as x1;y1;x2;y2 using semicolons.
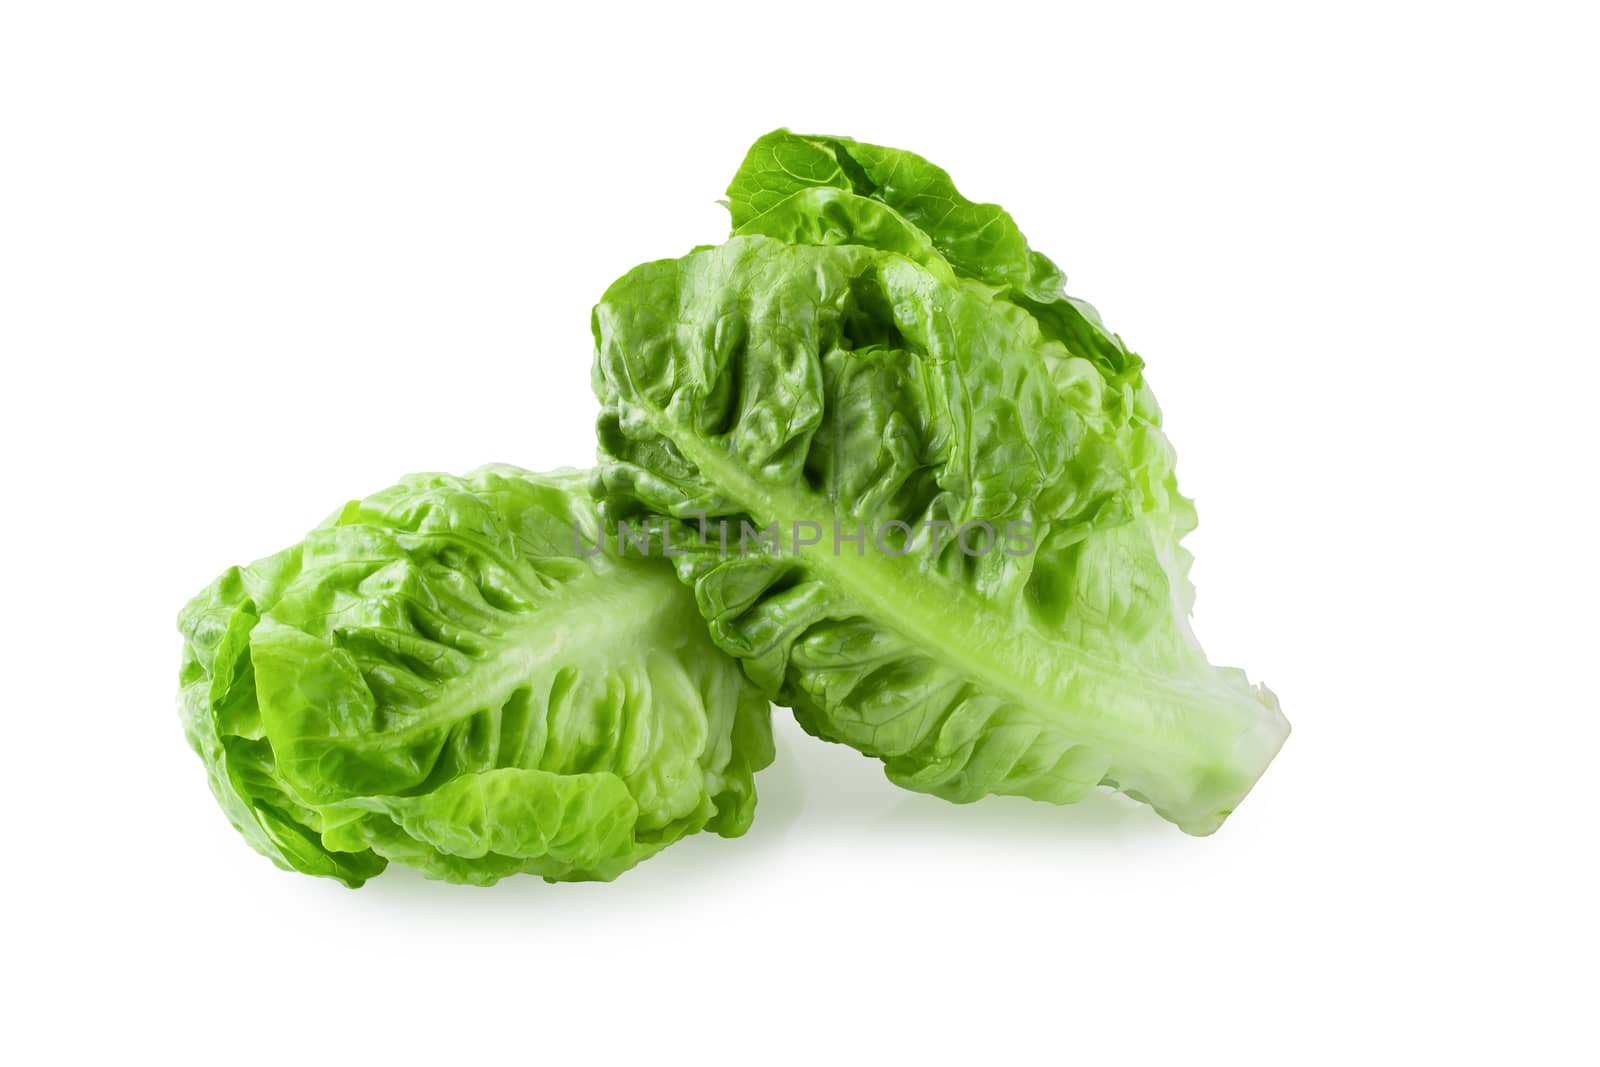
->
591;133;1287;834
178;466;773;886
726;129;1143;384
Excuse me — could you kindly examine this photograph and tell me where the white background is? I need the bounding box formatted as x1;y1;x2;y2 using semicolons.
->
3;2;1595;1063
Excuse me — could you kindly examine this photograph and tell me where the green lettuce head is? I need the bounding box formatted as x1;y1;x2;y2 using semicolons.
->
178;466;773;886
591;131;1288;834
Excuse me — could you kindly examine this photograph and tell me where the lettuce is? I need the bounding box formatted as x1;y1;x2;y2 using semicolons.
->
177;466;773;885
590;131;1287;834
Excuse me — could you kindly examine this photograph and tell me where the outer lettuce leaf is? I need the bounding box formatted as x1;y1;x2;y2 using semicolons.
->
178;466;773;886
592;141;1287;833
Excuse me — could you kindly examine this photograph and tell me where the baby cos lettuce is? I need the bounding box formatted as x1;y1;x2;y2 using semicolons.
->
178;466;772;885
591;131;1288;834
178;132;1287;889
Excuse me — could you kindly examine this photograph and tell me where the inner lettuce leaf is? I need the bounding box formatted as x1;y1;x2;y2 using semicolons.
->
591;132;1287;834
177;466;773;886
726;129;1144;385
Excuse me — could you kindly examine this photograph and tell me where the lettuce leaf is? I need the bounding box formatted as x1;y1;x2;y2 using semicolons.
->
177;466;773;885
727;129;1143;384
591;133;1287;834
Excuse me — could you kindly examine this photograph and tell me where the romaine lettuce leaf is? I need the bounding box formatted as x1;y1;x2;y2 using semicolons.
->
178;466;773;885
727;129;1143;383
591;135;1287;833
